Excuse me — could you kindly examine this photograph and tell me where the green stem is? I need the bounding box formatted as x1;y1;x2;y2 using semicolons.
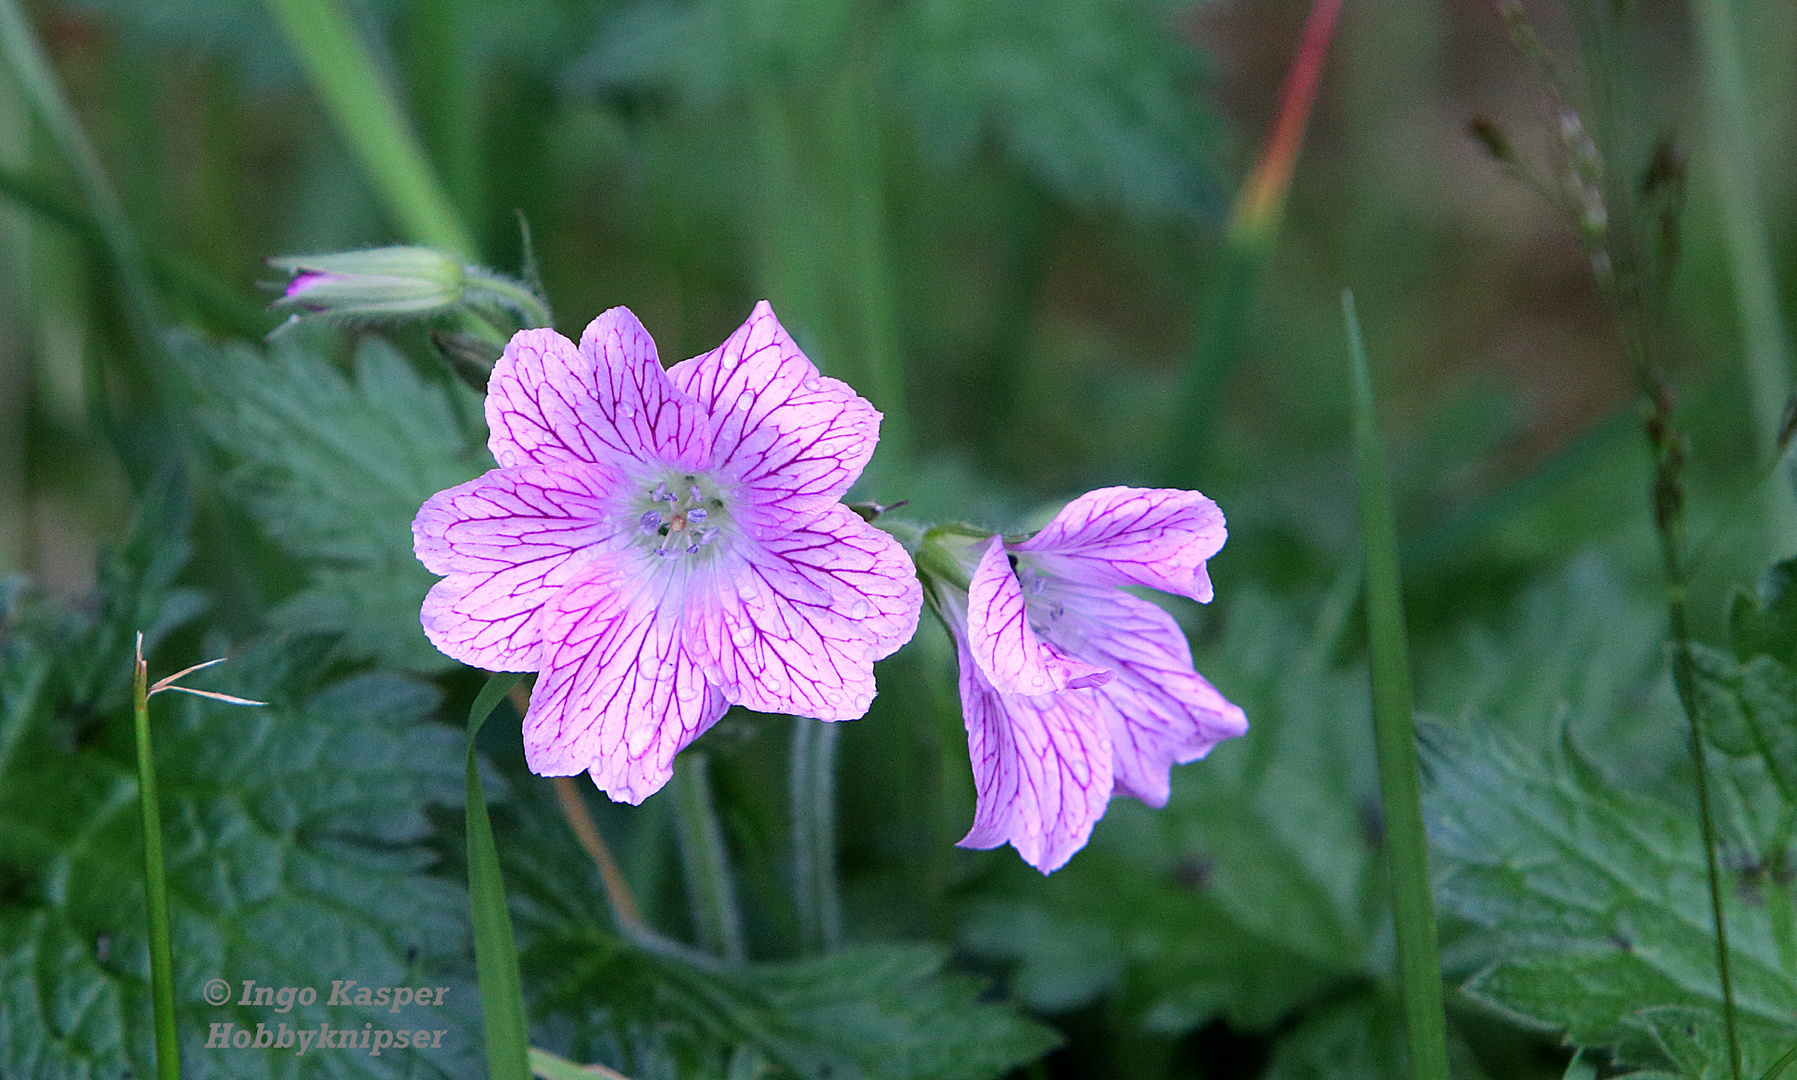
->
264;0;476;257
1342;291;1450;1080
466;672;531;1080
1161;238;1265;487
132;639;180;1080
1690;0;1797;555
671;754;746;964
790;718;844;954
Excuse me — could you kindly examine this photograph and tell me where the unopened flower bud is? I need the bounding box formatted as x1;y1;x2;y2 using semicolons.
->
269;246;467;321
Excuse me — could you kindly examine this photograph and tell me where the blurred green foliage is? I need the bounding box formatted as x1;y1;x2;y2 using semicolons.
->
3;0;1797;1077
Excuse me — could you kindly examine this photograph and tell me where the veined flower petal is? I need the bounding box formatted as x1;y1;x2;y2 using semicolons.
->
947;600;1112;875
522;557;729;804
486;309;711;471
967;536;1109;696
1056;584;1247;807
667;301;881;511
1014;486;1226;603
413;463;625;670
686;506;921;720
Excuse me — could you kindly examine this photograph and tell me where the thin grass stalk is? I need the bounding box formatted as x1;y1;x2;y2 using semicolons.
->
132;638;181;1080
1690;0;1797;553
1162;0;1343;487
1342;290;1450;1080
790;718;844;954
672;753;747;963
264;0;475;257
466;672;531;1080
0;0;161;343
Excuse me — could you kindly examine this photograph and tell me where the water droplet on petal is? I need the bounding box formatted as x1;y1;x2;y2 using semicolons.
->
849;598;868;618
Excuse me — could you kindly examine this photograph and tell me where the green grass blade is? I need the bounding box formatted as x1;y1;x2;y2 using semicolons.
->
1343;289;1450;1080
132;638;180;1080
1691;0;1797;555
0;0;162;343
264;0;476;257
672;753;746;963
467;671;530;1080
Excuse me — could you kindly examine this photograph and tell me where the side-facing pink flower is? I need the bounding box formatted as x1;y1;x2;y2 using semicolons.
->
922;488;1247;873
412;303;922;803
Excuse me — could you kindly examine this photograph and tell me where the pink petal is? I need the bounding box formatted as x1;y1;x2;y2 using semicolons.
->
685;506;922;720
666;301;880;512
1058;584;1247;807
967;536;1109;697
947;603;1112;874
486;309;711;471
1014;486;1226;603
412;463;625;670
521;556;728;804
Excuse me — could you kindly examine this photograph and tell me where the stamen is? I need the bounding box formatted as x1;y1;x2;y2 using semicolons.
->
652;481;672;502
639;510;663;533
687;507;708;523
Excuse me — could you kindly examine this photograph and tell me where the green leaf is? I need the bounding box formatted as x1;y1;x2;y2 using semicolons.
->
1423;721;1797;1077
181;331;489;673
1731;561;1797;668
890;0;1222;221
1259;990;1405;1080
536;929;1059;1080
0;537;478;1078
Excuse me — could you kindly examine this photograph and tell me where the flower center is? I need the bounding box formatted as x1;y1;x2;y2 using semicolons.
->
635;474;729;559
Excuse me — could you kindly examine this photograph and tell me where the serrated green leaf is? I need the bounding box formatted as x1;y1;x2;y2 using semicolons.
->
890;0;1222;221
535;929;1059;1080
0;541;478;1079
1260;990;1405;1080
181;332;489;673
1424;721;1797;1077
1731;560;1797;669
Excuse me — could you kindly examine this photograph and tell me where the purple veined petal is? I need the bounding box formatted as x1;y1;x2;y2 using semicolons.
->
665;301;881;512
967;536;1109;697
1053;583;1247;807
944;598;1112;874
1013;486;1227;604
684;506;921;720
521;555;729;804
486;309;712;472
412;462;627;670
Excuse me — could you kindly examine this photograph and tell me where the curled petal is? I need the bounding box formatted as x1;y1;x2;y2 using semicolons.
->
687;506;921;720
413;463;624;670
1015;486;1226;603
967;536;1109;696
522;557;728;804
1057;584;1247;807
667;301;881;511
486;309;711;471
950;616;1112;874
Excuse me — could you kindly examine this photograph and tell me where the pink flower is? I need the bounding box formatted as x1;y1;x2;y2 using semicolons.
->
412;303;922;804
923;488;1247;872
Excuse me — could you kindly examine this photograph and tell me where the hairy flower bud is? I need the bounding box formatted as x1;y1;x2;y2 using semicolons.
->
269;246;468;321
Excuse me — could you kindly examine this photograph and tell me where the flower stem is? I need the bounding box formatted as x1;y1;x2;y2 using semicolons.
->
1690;0;1797;556
549;775;646;934
1341;291;1450;1080
790;718;844;954
264;0;476;258
671;754;746;963
131;636;180;1080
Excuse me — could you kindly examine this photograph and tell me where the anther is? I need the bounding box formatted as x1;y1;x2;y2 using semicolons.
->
639;511;663;533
